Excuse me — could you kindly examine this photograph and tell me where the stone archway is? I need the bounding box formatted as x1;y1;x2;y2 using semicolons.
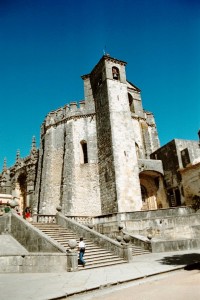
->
139;170;166;210
140;184;151;210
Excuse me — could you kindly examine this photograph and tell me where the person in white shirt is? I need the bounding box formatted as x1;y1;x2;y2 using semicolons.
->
78;237;86;267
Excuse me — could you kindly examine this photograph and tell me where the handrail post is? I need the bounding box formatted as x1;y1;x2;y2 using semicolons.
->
122;243;133;262
66;239;78;272
121;234;133;262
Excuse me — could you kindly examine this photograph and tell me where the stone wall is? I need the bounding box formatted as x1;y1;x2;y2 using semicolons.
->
175;139;200;166
0;213;67;273
106;79;142;212
10;213;62;252
0;214;10;233
0;253;67;273
56;213;126;259
93;80;117;214
151;238;200;253
35;108;101;216
151;140;179;189
151;139;200;206
38;124;65;214
90;56;143;213
93;207;200;239
180;162;200;206
62;117;101;216
138;159;163;174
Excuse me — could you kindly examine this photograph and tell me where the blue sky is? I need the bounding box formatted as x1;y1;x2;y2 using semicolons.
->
0;0;199;170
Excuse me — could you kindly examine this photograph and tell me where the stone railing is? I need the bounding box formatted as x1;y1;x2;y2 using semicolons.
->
11;213;64;253
123;231;152;252
56;212;132;262
65;215;94;225
33;214;56;224
0;213;10;233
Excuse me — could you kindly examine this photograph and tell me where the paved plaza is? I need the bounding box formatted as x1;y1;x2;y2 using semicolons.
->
0;249;200;300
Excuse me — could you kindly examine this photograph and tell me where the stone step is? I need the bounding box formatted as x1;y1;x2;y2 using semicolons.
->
50;238;109;249
132;247;150;255
80;248;111;254
84;256;123;263
78;260;126;270
59;245;116;257
33;223;126;270
34;223;150;256
47;235;75;239
84;251;120;258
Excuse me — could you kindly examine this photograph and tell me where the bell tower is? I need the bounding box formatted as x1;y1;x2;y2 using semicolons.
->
88;55;142;213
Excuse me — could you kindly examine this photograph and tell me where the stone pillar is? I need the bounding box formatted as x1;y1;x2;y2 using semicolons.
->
122;234;132;262
122;244;132;262
66;250;78;272
66;239;78;272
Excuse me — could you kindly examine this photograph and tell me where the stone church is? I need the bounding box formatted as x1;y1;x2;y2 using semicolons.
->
0;54;199;216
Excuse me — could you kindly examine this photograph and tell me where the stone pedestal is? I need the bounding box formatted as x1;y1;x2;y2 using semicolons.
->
122;244;132;262
66;250;78;272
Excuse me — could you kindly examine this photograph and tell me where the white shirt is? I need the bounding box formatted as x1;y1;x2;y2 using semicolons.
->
79;241;85;248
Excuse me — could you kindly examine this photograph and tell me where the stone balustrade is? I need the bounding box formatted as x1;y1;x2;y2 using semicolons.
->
56;212;132;262
33;214;56;224
123;231;152;252
65;215;94;225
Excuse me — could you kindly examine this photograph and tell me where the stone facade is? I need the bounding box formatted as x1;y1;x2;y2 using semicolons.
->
179;160;200;207
0;54;176;216
0;138;38;216
151;139;200;207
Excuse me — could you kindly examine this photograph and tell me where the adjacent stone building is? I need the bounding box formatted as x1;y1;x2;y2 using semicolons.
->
180;160;200;207
151;139;200;207
0;138;38;217
1;54;198;217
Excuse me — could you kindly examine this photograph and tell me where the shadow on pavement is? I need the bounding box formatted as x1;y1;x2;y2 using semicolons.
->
157;253;200;270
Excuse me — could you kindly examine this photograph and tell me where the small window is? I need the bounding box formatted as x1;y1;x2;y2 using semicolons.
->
135;143;140;159
112;67;120;80
128;93;135;113
81;141;88;164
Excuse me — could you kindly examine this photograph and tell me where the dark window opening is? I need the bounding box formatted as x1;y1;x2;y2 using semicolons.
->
112;67;120;80
168;189;176;207
175;188;181;206
168;188;181;207
135;143;140;159
128;93;135;113
81;142;88;164
141;185;148;202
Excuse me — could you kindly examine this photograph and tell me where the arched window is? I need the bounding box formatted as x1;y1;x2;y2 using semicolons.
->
135;143;140;159
80;141;88;164
112;67;120;80
128;93;135;113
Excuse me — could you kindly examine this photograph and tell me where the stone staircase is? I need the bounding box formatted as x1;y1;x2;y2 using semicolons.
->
32;223;127;270
132;245;150;256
